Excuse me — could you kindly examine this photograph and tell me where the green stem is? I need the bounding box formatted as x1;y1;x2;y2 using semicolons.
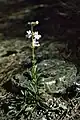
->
31;25;34;62
31;25;36;83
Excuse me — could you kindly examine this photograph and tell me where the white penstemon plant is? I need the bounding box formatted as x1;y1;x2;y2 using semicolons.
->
26;21;41;83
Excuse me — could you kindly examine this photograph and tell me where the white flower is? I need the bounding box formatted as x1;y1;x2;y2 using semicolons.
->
35;21;39;24
26;30;32;38
34;31;41;40
27;30;31;34
26;30;41;40
26;29;41;47
33;39;40;47
28;21;39;25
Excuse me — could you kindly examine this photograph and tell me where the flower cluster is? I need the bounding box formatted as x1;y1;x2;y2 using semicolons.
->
26;30;41;47
28;21;39;25
26;21;41;47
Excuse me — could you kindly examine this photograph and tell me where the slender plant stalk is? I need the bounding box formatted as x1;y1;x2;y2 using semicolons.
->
31;24;37;83
26;21;41;95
